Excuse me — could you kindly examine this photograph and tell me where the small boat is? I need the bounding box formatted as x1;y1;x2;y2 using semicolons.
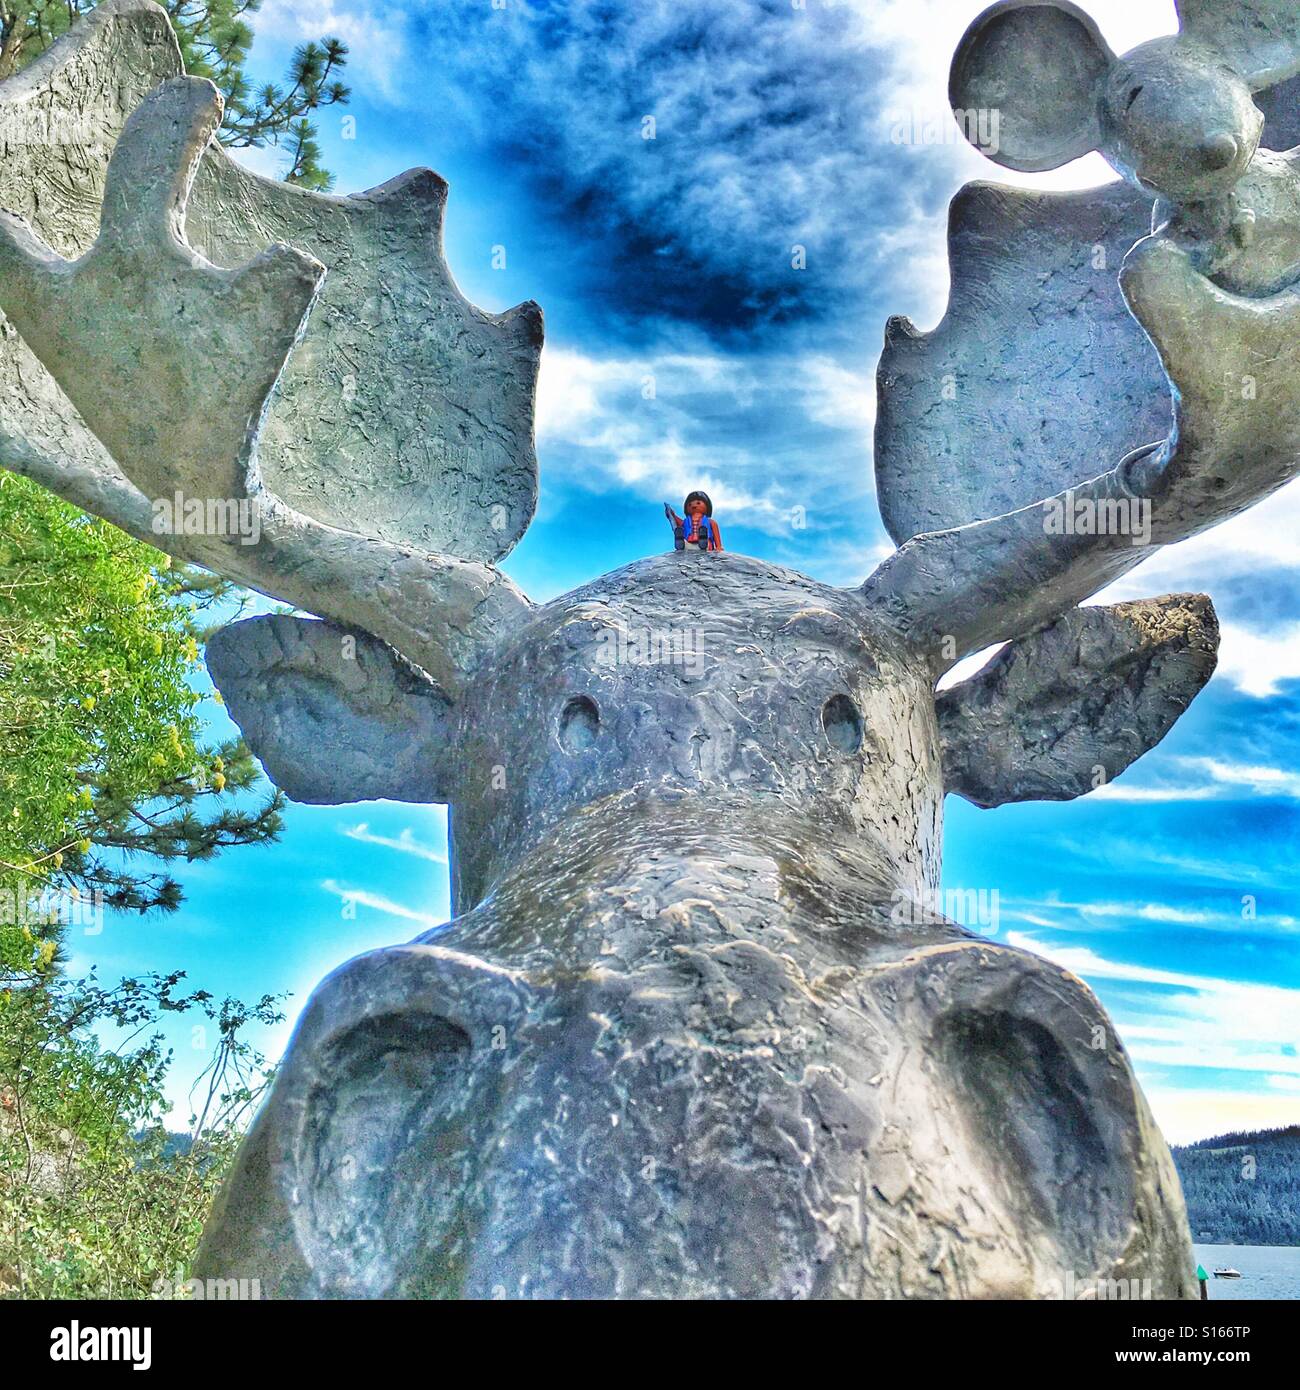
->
1213;1267;1243;1279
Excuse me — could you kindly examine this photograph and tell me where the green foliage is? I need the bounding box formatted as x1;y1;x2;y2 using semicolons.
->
0;0;349;188
0;970;284;1298
0;479;289;1298
0;472;200;967
1173;1126;1300;1246
0;0;321;1303
0;473;284;977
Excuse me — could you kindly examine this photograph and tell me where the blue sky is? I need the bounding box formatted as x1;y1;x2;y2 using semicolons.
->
72;0;1300;1145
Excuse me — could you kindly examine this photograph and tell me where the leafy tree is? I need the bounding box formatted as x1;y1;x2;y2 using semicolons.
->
0;0;349;188
0;969;284;1297
0;0;330;1300
0;474;288;1295
0;472;284;980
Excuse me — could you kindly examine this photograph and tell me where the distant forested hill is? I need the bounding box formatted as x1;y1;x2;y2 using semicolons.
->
1172;1126;1300;1246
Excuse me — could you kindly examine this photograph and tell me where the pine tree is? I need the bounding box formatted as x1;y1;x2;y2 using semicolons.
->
0;1;349;188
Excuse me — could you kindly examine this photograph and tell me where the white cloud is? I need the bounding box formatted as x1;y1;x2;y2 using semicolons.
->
253;0;407;102
1086;756;1300;804
1214;622;1300;699
226;144;293;182
798;355;877;437
320;878;447;932
341;821;447;864
1006;931;1300;1141
1074;841;1284;889
535;348;633;442
1005;895;1298;934
1081;902;1228;926
533;343;878;538
1087;783;1223;803
1176;758;1300;800
936;642;1003;690
1099;480;1300;598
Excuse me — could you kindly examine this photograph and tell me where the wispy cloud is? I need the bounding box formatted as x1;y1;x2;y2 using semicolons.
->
1086;756;1300;804
321;878;447;933
1006;931;1300;1140
1001;896;1299;936
1086;783;1225;804
534;344;879;545
1179;758;1300;799
341;821;447;864
299;0;976;333
1052;835;1287;890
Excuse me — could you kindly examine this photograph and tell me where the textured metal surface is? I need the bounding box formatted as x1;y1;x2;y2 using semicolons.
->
948;0;1114;173
206;615;453;806
0;24;534;696
198;808;1193;1298
864;237;1300;674
0;0;175;541
6;0;1280;1303
0;0;541;563
939;595;1219;808
1176;0;1300;89
868;1;1300;674
0;79;325;514
885;2;1300;552
874;178;1166;545
188;142;542;562
1258;73;1300;150
197;557;1194;1299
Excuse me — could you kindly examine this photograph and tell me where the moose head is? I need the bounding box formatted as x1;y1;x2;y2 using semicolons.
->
3;0;1299;1298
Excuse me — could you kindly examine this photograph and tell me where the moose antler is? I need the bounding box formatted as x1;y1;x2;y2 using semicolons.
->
866;0;1300;677
862;228;1300;671
0;34;539;695
0;78;325;509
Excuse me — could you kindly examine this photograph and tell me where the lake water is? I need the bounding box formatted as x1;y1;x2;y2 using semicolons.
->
1193;1245;1300;1300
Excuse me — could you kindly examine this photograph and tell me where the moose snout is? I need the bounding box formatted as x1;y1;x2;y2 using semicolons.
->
195;801;1196;1298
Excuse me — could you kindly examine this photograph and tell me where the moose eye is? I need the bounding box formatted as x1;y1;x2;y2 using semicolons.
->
559;695;600;752
1125;85;1144;111
821;694;864;755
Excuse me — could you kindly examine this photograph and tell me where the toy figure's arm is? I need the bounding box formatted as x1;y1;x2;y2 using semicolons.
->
710;520;723;550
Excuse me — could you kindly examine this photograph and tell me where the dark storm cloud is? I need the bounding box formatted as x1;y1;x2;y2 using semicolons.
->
406;0;957;337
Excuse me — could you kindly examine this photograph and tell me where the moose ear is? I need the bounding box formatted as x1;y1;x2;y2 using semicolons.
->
1177;0;1300;91
206;616;455;806
937;595;1218;808
950;0;1114;171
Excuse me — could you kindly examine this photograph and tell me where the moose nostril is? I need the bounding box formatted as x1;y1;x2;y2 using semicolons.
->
1201;133;1239;170
1125;85;1144;111
559;695;600;752
821;694;864;755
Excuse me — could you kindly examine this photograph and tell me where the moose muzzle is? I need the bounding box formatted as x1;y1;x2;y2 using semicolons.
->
196;791;1195;1299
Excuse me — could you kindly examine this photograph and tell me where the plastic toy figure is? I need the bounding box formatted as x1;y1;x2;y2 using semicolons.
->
664;491;723;552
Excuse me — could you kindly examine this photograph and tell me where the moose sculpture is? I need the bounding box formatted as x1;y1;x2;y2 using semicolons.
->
2;0;1298;1298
